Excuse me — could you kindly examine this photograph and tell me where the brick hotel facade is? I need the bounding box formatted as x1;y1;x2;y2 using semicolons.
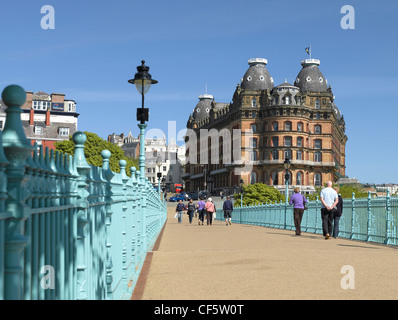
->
183;57;348;196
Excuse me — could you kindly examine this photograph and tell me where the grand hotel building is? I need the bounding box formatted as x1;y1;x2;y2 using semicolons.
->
183;57;348;196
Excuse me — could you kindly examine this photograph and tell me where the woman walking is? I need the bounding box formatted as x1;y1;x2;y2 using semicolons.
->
289;187;308;236
197;197;206;225
205;197;215;225
332;187;343;238
187;198;196;224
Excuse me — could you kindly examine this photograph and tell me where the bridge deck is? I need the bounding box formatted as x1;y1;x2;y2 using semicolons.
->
133;203;398;300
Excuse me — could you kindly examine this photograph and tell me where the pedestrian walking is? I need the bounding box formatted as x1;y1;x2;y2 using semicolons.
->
187;198;196;224
197;197;206;225
320;181;339;239
223;196;234;226
289;187;308;235
205;197;215;225
332;187;343;238
176;200;185;224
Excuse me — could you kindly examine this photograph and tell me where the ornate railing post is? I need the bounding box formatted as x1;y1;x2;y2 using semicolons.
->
119;160;129;294
101;150;114;300
367;191;373;242
351;193;357;240
386;189;391;245
1;85;34;300
72;131;91;300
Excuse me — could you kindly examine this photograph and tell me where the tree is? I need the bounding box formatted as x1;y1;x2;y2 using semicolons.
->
308;183;368;200
234;183;285;207
55;131;139;176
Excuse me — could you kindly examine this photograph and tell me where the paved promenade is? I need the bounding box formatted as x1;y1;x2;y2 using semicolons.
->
133;203;398;300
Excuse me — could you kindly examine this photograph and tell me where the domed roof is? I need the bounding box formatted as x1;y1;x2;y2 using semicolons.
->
294;59;328;93
241;58;274;91
192;94;213;121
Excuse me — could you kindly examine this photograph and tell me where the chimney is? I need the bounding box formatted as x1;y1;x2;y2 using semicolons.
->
45;108;51;126
29;107;34;125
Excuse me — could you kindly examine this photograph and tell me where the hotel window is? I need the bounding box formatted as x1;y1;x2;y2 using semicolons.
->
250;124;257;133
297;122;303;132
285;95;291;105
314;151;322;162
296;172;303;185
251;97;257;107
314;139;322;149
250;138;258;148
274;96;279;105
296;150;302;160
32;101;50;111
297;137;303;147
272;137;279;147
59;127;70;136
284;137;292;147
315;99;320;109
272;122;278;131
272;149;279;160
284;121;292;131
250;151;257;161
271;171;278;185
250;171;257;184
314;125;321;134
314;173;322;186
34;126;43;135
284;149;292;160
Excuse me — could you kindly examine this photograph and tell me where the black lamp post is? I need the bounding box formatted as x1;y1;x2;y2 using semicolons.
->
128;60;157;182
284;157;291;203
240;178;244;207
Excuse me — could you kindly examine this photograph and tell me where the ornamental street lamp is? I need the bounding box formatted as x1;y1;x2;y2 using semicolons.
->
156;155;162;198
284;157;291;204
240;178;244;207
128;60;157;182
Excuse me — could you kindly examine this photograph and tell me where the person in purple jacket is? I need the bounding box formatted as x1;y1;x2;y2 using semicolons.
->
289;187;308;236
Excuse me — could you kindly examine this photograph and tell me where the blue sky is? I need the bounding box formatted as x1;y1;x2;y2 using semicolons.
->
1;0;397;184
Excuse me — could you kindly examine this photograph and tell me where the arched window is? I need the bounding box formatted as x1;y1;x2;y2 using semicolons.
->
272;122;279;131
272;137;279;147
314;173;322;186
250;171;257;184
296;137;303;147
271;171;278;185
297;122;303;132
296;172;303;185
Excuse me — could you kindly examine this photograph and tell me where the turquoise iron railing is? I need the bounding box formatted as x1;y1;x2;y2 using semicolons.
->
0;85;167;300
216;193;398;246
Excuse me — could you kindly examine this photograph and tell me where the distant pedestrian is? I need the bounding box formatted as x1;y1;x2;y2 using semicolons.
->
332;187;343;239
320;181;339;239
223;196;234;226
289;187;308;236
197;197;206;225
187;199;196;224
176;200;185;224
220;191;224;201
205;197;215;225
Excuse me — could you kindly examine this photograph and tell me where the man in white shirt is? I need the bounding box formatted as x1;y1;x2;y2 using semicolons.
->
320;181;339;239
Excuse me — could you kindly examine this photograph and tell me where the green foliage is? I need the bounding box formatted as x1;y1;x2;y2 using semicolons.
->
55;131;139;176
234;183;285;207
307;183;368;200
